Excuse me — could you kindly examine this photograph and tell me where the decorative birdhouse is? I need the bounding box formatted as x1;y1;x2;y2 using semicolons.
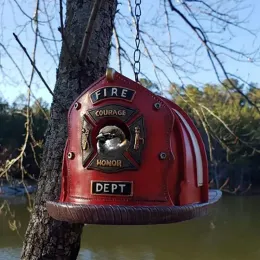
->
46;68;221;225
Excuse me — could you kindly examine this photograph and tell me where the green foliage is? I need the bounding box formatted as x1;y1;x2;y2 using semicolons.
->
1;80;260;192
139;78;161;95
0;98;49;179
169;79;260;190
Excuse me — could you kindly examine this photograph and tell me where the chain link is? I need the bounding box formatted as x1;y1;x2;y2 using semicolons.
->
134;0;141;82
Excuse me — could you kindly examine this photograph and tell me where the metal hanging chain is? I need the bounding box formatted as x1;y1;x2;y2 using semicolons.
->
134;0;141;82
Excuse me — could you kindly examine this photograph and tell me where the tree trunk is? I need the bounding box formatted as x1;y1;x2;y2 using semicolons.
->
21;1;117;259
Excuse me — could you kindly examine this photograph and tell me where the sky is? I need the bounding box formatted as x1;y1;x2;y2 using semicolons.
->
0;0;260;106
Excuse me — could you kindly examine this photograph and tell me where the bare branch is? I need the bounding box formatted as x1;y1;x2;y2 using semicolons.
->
13;33;54;98
79;0;104;63
0;42;48;120
167;0;260;113
1;0;39;179
58;0;75;63
113;27;122;73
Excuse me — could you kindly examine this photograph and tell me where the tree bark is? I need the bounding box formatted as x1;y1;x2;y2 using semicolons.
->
21;1;117;259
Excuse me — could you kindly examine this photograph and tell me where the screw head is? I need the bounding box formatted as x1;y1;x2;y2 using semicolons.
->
68;152;75;159
159;152;167;160
74;102;81;110
154;102;161;110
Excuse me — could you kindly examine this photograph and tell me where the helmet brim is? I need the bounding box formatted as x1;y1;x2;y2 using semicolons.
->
46;189;222;225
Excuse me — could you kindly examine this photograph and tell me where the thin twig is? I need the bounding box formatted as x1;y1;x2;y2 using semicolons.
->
59;0;64;38
13;33;55;97
1;2;39;179
42;0;59;58
79;0;104;63
167;0;260;113
58;0;74;62
0;41;49;120
113;27;122;73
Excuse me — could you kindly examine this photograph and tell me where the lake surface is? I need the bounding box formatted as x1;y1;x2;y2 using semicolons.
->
1;195;260;260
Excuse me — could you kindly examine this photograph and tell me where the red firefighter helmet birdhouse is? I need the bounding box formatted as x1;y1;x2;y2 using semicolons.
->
46;68;221;225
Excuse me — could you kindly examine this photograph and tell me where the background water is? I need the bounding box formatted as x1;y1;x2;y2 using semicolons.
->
1;195;260;260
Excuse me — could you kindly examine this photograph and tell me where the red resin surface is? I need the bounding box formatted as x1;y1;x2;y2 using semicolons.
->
58;71;209;208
